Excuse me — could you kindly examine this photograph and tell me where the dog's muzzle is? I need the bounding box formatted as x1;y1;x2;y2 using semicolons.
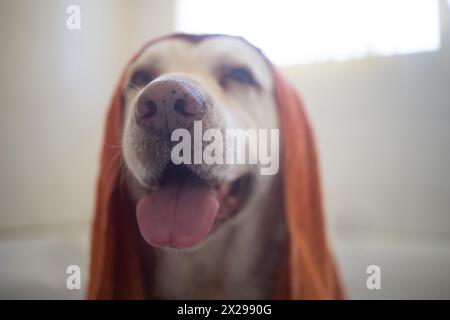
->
126;75;251;249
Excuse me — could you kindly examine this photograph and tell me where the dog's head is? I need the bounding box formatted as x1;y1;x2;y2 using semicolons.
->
121;35;280;249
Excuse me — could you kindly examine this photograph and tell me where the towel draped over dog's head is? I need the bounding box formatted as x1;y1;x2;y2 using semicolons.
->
87;33;344;299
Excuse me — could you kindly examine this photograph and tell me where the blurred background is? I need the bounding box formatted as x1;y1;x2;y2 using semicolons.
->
0;0;449;299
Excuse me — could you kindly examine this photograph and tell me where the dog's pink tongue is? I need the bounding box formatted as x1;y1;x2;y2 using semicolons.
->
136;177;219;248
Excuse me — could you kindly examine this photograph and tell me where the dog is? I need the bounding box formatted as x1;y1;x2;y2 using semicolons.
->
88;34;343;300
121;35;286;299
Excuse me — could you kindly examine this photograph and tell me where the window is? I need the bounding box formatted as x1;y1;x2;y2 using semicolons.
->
176;0;441;65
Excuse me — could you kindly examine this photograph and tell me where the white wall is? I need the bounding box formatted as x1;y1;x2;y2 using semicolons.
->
0;0;174;228
284;49;450;236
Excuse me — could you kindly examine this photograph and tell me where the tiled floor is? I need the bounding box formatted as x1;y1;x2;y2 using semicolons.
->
0;224;449;299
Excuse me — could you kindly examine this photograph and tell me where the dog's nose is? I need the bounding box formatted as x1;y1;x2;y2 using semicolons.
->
135;78;205;131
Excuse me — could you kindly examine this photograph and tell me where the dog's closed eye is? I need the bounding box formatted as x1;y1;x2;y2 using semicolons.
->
130;69;154;88
227;68;254;84
220;67;259;89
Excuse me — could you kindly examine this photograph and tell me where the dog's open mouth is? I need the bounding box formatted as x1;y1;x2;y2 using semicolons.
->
136;163;252;249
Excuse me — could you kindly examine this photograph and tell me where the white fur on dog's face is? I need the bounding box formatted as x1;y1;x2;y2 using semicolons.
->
121;36;279;248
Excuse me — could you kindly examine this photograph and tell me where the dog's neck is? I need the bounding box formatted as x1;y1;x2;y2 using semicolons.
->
138;173;286;299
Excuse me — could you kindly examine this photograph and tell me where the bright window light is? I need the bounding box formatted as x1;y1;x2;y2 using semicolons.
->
175;0;441;65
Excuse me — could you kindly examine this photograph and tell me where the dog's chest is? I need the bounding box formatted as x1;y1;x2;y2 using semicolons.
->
148;216;285;299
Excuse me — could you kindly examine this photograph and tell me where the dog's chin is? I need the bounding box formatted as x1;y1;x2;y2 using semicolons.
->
131;162;253;251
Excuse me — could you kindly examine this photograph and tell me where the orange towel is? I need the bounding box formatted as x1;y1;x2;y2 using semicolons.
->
87;33;344;299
